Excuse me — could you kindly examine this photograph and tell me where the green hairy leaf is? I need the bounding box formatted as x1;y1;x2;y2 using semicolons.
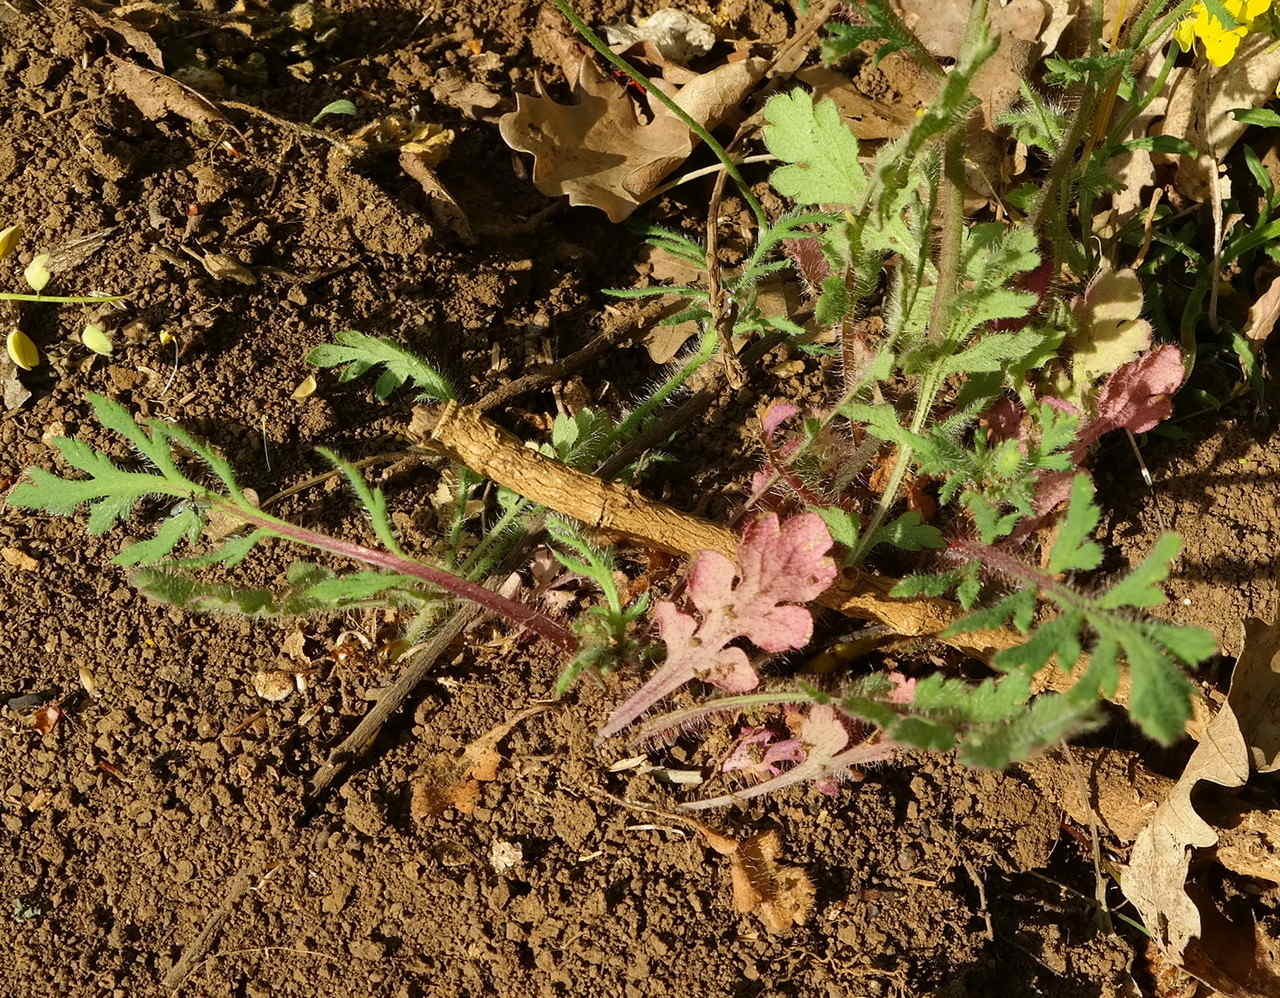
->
763;90;866;207
307;330;457;401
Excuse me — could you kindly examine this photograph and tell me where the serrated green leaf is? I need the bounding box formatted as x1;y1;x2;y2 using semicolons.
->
815;506;860;550
1048;475;1103;573
113;506;202;566
944;590;1037;637
1097;533;1180;609
317;446;402;556
764;90;867;206
1146;621;1217;666
958;692;1100;767
941;325;1046;376
869;510;943;552
1123;635;1194;744
890;716;956;751
890;571;961;598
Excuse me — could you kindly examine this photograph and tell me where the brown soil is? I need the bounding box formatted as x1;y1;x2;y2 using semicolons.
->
2;2;1278;997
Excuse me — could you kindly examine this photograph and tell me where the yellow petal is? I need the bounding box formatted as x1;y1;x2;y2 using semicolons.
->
0;224;21;261
1174;17;1197;50
1203;28;1240;64
292;374;317;399
22;253;51;292
81;323;114;356
6;329;40;370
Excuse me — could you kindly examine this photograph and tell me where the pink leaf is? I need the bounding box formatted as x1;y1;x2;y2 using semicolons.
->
1093;344;1184;436
722;727;806;780
685;703;899;811
761;401;799;440
598;513;837;739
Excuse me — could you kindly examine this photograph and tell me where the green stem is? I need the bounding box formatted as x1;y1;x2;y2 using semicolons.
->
222;500;577;650
852;129;967;563
459;498;530;579
607;327;717;449
548;0;768;231
0;293;127;303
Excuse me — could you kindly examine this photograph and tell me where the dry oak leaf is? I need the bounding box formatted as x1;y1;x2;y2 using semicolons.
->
1243;274;1280;346
499;56;766;222
698;825;814;933
1158;34;1280;201
410;705;546;820
1117;615;1280;960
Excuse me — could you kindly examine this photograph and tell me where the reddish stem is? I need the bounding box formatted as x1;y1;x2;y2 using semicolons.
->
227;503;578;652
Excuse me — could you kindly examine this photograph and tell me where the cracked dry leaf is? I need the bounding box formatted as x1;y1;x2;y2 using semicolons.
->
499;56;766;223
1232;614;1280;774
110;57;228;128
1118;618;1280;959
700;826;814;934
1243;275;1280;346
410;706;545;820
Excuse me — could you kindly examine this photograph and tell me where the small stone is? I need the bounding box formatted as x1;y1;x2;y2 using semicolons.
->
348;938;386;961
252;670;293;702
489;838;522;875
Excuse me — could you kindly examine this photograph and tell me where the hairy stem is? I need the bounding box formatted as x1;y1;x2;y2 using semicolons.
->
852;129;968;563
222;501;577;651
548;0;768;230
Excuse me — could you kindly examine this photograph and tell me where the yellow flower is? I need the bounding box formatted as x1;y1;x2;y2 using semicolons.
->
1175;0;1273;66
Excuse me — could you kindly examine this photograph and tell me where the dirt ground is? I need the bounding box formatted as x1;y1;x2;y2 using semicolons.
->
2;1;1279;996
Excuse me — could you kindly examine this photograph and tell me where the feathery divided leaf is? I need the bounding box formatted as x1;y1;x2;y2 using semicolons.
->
307;330;457;401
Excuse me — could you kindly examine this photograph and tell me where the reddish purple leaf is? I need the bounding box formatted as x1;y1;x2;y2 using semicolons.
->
784;237;829;289
598;513;837;739
685;703;899;810
980;397;1026;445
761;401;799;440
722;727;806;780
1093;344;1184;436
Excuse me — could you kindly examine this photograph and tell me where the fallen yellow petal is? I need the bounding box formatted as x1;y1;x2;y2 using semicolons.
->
0;224;21;261
23;253;51;292
6;329;40;370
81;323;114;356
292;374;317;399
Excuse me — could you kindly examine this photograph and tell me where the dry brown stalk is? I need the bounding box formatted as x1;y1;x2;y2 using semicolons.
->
413;402;1212;739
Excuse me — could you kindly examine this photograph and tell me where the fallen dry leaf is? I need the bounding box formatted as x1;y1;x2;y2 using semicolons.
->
410;706;545;820
698;824;814;933
1118;615;1280;959
80;4;164;70
398;151;475;244
499;56;766;222
1242;274;1280;346
252;670;294;702
795;66;917;141
1;546;38;571
1159;35;1280;201
602;9;716;65
31;702;63;737
200;252;257;285
110;57;228;128
1231;614;1280;773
